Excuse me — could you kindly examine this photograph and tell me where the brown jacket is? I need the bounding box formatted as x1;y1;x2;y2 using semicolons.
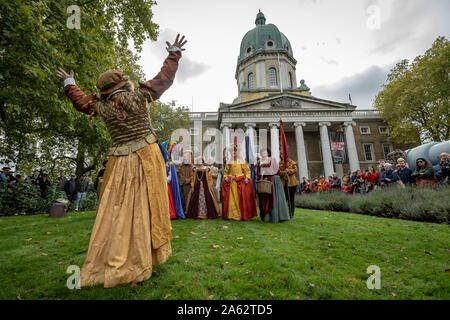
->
279;159;299;187
64;50;181;137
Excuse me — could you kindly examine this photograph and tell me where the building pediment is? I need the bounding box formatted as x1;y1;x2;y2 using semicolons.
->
223;93;355;113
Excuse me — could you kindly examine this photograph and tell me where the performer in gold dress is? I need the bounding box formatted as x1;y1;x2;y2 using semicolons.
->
56;34;187;288
221;146;257;221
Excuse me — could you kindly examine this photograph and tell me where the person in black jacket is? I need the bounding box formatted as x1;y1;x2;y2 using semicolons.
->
39;174;51;198
64;174;78;203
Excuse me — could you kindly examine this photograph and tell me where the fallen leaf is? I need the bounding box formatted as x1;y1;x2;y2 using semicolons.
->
185;259;192;263
40;253;47;256
237;237;243;240
31;223;36;226
269;291;274;297
222;226;228;229
207;295;214;300
220;264;224;269
164;293;171;299
46;232;51;235
173;235;180;239
17;295;21;300
212;244;219;249
404;257;409;260
23;238;32;244
391;292;397;297
190;232;197;235
308;283;315;288
202;236;207;239
295;296;300;300
58;261;63;265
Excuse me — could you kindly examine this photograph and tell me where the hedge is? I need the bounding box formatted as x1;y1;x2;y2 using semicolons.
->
295;185;450;223
0;181;97;216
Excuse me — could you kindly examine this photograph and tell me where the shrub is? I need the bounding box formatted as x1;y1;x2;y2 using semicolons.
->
295;185;450;223
0;181;66;216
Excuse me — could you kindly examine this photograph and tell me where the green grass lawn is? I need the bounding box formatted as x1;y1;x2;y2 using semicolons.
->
0;208;448;300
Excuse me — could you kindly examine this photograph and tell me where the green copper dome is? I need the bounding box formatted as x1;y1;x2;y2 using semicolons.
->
238;11;295;64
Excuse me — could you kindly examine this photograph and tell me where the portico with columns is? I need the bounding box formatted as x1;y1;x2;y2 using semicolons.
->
218;93;361;179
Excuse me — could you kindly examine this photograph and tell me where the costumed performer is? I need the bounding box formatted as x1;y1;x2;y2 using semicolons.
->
256;148;290;223
278;156;299;219
56;34;187;288
186;161;219;219
221;145;257;221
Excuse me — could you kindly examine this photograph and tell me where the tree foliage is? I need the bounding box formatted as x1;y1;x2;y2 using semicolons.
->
150;101;191;142
0;0;164;178
374;36;450;148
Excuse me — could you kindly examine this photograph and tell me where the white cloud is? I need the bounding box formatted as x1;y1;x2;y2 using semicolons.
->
312;64;394;108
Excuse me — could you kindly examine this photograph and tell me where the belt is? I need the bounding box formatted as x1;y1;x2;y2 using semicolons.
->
107;133;157;156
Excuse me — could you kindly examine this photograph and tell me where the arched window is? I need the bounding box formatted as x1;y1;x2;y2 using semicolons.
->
289;72;293;88
269;68;277;87
248;73;255;89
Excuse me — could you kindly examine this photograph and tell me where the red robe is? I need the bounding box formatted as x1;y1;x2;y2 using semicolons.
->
221;175;257;221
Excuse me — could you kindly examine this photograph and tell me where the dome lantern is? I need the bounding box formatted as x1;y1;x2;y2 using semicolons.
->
255;9;266;25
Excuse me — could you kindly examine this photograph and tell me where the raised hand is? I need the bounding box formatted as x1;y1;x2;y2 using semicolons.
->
166;34;187;52
56;67;74;80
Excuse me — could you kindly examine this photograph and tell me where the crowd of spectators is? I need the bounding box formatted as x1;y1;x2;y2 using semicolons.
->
298;153;450;195
0;166;106;211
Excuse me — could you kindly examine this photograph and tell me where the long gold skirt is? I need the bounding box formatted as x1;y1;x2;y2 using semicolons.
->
80;143;172;288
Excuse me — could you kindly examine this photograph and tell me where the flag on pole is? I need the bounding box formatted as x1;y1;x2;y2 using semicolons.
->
245;129;256;193
279;119;290;170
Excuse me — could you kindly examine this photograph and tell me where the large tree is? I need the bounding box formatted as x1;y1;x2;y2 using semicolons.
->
0;0;160;177
374;36;450;148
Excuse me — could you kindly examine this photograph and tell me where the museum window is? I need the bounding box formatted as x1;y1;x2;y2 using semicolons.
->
245;46;253;56
379;126;389;134
248;72;255;89
363;143;375;161
266;40;275;49
190;128;199;136
289;72;293;88
359;126;371;134
269;68;278;87
383;144;393;158
206;127;216;136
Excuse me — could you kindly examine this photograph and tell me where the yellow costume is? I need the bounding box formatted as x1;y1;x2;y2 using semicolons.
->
223;161;251;220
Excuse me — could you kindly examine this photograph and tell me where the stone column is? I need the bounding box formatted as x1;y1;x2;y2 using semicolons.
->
294;122;308;179
344;121;360;172
269;122;280;163
245;122;257;165
220;123;232;152
318;122;334;178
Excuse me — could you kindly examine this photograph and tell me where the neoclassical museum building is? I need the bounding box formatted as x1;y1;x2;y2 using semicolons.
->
186;11;394;179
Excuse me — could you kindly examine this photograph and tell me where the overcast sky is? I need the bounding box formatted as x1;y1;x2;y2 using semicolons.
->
137;0;449;111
